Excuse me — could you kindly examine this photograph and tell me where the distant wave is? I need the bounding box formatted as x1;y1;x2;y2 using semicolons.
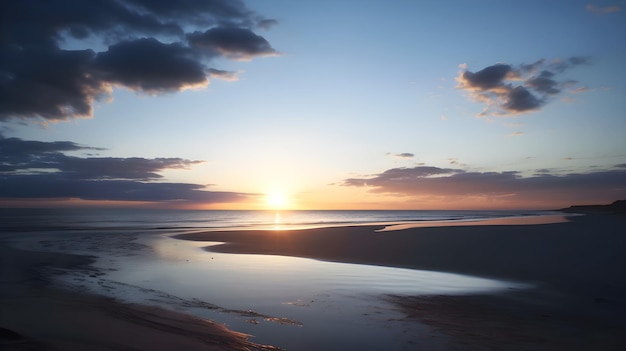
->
0;208;563;233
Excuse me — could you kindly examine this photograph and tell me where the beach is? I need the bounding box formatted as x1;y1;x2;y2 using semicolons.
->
177;213;626;350
0;242;280;350
1;212;625;350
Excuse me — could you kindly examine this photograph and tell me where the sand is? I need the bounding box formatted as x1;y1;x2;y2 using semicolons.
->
176;213;626;350
0;243;280;351
2;213;625;350
176;214;625;294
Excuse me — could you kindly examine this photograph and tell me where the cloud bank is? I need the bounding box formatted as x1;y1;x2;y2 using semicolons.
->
0;0;278;122
457;58;589;116
343;165;626;207
0;135;252;204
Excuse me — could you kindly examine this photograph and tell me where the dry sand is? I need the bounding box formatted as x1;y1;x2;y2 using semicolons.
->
176;213;626;350
0;243;280;351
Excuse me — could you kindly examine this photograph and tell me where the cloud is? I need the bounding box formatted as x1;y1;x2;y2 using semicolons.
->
456;58;589;116
342;165;626;206
0;0;277;122
504;86;543;112
571;86;590;94
0;176;249;203
208;69;240;81
257;19;279;30
526;71;560;95
586;3;622;14
187;27;278;60
390;152;414;158
460;64;515;91
92;38;208;93
0;135;252;204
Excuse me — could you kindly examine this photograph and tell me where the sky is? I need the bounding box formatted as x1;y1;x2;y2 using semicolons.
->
1;0;625;210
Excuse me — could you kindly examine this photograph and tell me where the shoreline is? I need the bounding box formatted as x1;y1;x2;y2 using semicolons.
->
174;213;626;349
0;242;281;351
2;211;625;350
175;213;626;296
376;213;572;231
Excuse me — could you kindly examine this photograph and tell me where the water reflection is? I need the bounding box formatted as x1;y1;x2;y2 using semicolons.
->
107;235;530;351
274;211;281;230
147;235;527;299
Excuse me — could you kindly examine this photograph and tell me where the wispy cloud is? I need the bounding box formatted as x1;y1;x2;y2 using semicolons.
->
342;165;626;206
388;152;414;159
0;135;252;204
586;3;622;14
0;0;278;122
456;58;590;117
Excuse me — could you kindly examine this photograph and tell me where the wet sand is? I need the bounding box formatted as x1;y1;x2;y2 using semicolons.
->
176;214;626;350
0;243;280;351
2;213;624;350
177;214;625;294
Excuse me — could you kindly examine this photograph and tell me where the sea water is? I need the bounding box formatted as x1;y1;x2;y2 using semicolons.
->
0;207;555;232
0;208;544;350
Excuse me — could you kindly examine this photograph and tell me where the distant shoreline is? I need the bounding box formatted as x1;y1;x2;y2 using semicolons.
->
558;199;626;214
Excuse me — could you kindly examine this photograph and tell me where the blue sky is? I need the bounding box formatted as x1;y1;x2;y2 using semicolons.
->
1;0;625;209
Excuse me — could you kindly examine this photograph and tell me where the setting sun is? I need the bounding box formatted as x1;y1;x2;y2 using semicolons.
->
266;192;289;209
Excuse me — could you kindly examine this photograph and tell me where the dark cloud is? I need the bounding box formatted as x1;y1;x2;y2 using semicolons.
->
0;0;277;122
0;136;104;155
550;56;591;73
526;71;560;95
460;64;513;90
0;135;252;204
0;175;248;203
504;86;543;112
347;167;462;187
519;59;546;74
93;38;208;92
343;166;626;205
457;57;590;116
0;48;105;120
122;0;254;25
187;27;277;60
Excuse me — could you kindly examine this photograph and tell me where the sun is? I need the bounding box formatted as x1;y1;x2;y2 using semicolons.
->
266;191;289;210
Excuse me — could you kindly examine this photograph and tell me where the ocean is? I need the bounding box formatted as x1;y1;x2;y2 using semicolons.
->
0;208;550;350
0;207;555;232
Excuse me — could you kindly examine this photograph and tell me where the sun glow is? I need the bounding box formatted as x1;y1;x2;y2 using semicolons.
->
266;191;290;209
